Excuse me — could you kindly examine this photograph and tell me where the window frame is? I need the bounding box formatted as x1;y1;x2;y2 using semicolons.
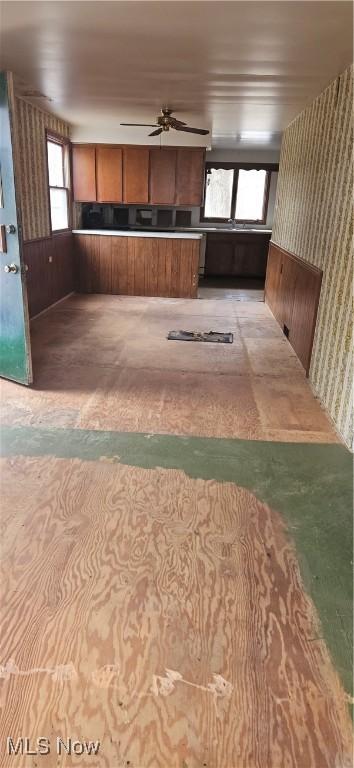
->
200;161;278;224
46;129;71;235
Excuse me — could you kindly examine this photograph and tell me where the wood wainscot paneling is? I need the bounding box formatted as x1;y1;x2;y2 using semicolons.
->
24;232;74;318
265;241;322;374
75;235;200;299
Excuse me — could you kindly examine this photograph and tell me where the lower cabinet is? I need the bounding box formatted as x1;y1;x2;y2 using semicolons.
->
205;232;271;278
265;242;323;374
74;235;200;299
205;240;234;275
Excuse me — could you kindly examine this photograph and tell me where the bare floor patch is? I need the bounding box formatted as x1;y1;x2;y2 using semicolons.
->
0;456;351;768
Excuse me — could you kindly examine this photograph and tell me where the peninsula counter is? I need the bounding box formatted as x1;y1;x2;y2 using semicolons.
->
73;230;205;299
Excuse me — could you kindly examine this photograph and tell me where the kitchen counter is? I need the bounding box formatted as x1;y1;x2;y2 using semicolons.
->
74;229;204;299
73;229;204;240
175;227;272;234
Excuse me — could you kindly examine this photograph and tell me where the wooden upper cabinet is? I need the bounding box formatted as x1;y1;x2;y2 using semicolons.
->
175;148;205;206
96;146;123;203
72;143;205;206
123;147;149;203
72;145;97;202
149;149;177;205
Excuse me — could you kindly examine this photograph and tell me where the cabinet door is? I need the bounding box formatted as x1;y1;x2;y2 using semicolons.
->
175;149;205;206
232;241;249;275
158;239;199;298
205;237;234;276
232;236;268;277
96;146;123;202
123;147;149;203
149;149;177;204
72;145;96;201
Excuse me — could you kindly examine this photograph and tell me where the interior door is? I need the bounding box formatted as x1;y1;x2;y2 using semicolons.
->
0;71;32;384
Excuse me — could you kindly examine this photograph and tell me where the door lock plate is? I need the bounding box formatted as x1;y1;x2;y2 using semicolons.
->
4;263;19;274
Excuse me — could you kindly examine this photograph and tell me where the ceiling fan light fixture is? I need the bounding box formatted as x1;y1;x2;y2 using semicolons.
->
240;131;272;143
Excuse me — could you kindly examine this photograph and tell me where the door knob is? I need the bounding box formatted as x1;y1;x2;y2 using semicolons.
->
5;225;16;235
4;263;18;274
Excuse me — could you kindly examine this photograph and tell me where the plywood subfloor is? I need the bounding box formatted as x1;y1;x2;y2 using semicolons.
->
0;294;339;444
0;294;351;768
0;455;351;768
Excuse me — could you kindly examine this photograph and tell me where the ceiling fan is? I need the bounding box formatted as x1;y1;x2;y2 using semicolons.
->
120;108;209;136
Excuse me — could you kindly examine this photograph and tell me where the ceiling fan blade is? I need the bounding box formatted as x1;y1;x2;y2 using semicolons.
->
174;125;209;135
170;118;187;126
149;127;163;136
120;123;158;127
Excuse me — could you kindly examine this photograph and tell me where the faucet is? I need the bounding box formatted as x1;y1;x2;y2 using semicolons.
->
228;219;249;230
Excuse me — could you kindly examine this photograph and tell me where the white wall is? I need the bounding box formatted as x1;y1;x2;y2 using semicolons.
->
206;148;280;164
265;172;278;228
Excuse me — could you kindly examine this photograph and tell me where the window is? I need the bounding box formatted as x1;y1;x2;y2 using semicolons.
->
204;168;233;219
202;163;275;223
235;169;267;221
47;136;70;231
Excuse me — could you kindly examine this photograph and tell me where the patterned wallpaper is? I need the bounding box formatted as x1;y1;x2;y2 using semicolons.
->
272;66;353;447
15;98;70;241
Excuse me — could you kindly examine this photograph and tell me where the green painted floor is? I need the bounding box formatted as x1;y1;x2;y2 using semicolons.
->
1;424;352;704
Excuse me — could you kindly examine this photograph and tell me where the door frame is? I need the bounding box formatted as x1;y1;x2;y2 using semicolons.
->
0;71;32;384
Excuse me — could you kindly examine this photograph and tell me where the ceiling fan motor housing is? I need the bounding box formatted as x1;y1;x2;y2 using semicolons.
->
157;110;173;130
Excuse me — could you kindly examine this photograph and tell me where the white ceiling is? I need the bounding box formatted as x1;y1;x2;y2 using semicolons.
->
0;1;352;150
